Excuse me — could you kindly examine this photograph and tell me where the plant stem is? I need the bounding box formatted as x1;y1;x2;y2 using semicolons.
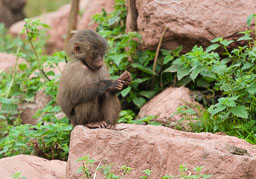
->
151;26;167;88
6;47;20;98
26;28;50;82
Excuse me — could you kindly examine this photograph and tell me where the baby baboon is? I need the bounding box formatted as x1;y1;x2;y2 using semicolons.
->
57;30;131;129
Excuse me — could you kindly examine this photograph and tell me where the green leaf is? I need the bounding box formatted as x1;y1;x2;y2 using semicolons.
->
247;84;256;94
163;64;178;73
208;103;226;116
140;91;156;98
132;78;151;83
176;76;191;86
2;103;18;114
196;78;210;88
190;66;204;81
46;71;55;76
247;14;255;27
200;71;216;79
220;40;234;47
0;97;13;104
210;37;223;43
109;54;127;66
163;54;174;65
121;86;131;97
218;96;238;107
143;169;152;176
206;44;220;52
133;97;146;108
172;46;182;56
177;66;190;80
131;63;157;75
230;105;248;119
212;64;226;75
108;16;120;26
18;63;28;70
237;34;252;41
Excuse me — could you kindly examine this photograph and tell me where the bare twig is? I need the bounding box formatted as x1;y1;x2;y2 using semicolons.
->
93;160;102;179
151;26;168;88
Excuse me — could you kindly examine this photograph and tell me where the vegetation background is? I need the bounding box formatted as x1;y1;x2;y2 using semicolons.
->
25;0;70;17
1;0;256;178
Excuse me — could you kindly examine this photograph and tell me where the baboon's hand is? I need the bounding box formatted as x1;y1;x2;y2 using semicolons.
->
118;71;132;88
108;79;124;92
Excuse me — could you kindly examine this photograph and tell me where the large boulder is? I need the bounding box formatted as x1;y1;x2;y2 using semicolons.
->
66;124;256;179
9;4;70;54
138;86;202;125
0;155;66;179
77;0;115;30
126;0;256;51
9;0;115;54
0;52;27;72
0;0;26;27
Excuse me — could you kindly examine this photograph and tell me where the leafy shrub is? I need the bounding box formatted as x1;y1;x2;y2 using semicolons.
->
0;20;70;160
76;155;212;179
93;0;178;111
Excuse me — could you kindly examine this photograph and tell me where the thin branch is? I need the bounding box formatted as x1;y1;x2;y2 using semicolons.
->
151;26;168;88
65;0;80;48
93;160;102;179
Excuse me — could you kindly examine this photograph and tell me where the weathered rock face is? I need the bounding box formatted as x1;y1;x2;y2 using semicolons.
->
19;89;51;124
0;0;26;27
138;86;202;125
9;4;70;54
126;0;256;51
66;125;256;179
0;155;66;179
77;0;115;30
0;52;27;72
9;0;115;53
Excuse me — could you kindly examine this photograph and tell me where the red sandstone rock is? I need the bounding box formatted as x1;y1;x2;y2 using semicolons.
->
138;86;202;125
77;0;115;30
0;0;26;27
9;4;70;54
66;124;256;179
9;0;115;53
0;155;66;179
126;0;256;51
0;52;27;72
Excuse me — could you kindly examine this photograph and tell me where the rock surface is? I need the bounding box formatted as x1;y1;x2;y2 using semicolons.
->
77;0;115;30
138;86;201;124
0;0;26;27
0;154;66;179
9;4;70;54
9;0;115;53
0;52;27;72
126;0;256;51
66;124;256;179
19;90;51;124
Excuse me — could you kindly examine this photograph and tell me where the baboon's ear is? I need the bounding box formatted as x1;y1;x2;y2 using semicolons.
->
74;43;82;54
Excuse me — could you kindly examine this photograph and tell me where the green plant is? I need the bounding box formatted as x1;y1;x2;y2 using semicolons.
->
11;171;27;179
92;0;177;111
140;169;152;179
0;19;70;160
164;164;212;179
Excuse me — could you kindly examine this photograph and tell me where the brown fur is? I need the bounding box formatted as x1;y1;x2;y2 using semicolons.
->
57;30;131;128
